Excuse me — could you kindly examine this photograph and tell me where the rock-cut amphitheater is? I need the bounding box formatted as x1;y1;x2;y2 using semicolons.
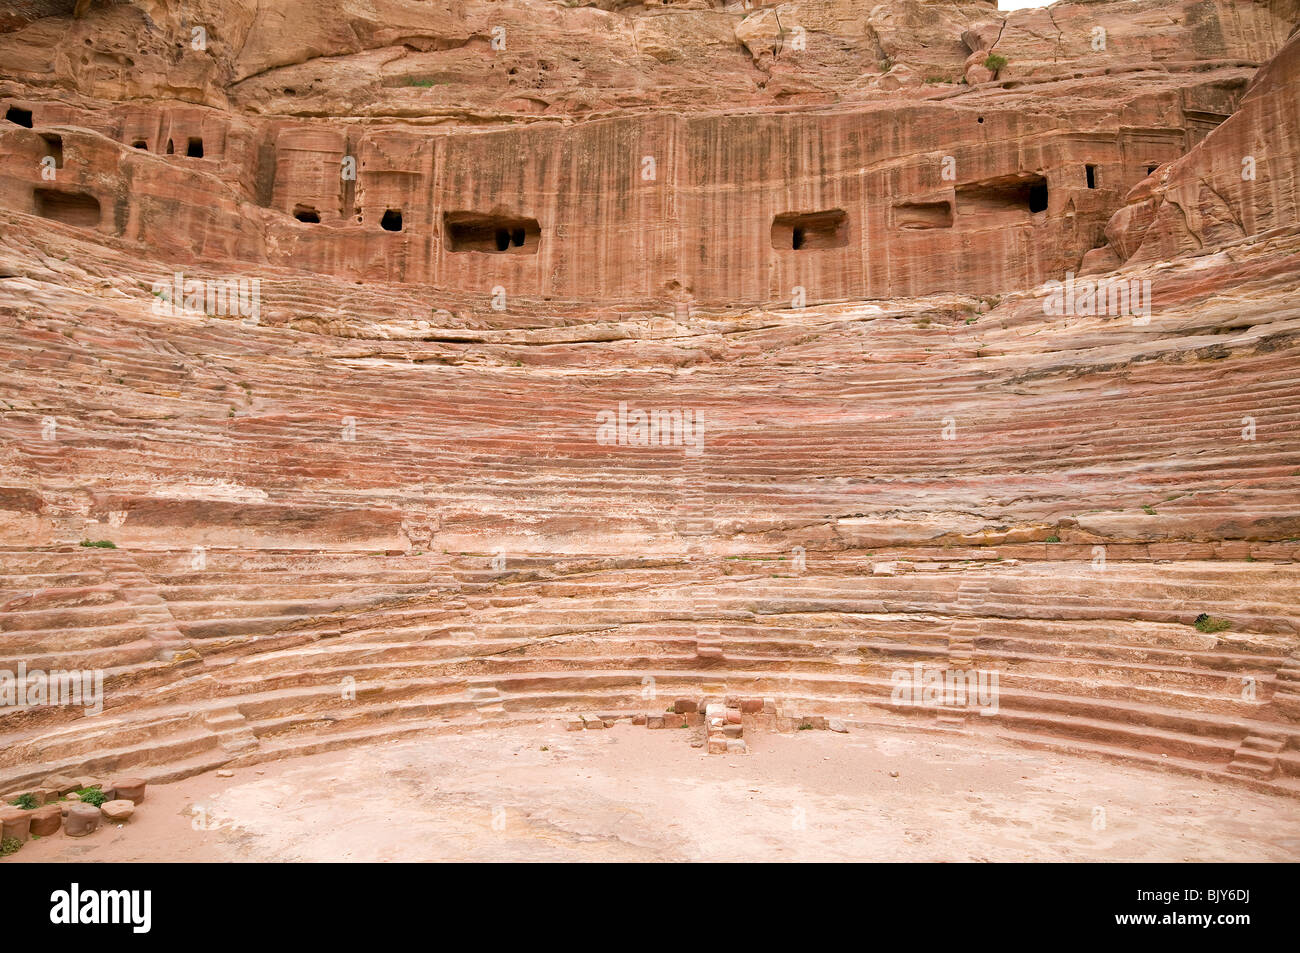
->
1;0;1299;862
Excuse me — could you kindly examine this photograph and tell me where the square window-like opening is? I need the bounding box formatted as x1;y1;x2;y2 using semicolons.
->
444;211;540;254
131;139;148;150
293;204;321;223
771;210;848;251
40;133;63;168
1085;164;1097;189
186;137;204;158
380;209;403;232
5;106;32;127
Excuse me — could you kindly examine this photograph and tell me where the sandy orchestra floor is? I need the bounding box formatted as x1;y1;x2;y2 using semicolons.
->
10;722;1300;863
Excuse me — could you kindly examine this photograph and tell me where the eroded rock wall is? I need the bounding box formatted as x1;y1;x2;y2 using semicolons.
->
1;0;1297;306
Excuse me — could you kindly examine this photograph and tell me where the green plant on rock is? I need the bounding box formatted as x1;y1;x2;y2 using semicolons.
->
75;786;107;808
11;793;37;810
984;53;1007;72
79;539;116;548
0;837;21;856
1044;535;1061;543
1193;613;1231;634
1141;505;1156;515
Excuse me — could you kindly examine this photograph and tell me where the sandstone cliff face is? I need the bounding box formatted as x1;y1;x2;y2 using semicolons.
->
1;2;1299;799
1;0;1296;306
1104;26;1300;263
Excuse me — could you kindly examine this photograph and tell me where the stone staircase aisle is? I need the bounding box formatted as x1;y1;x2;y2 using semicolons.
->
96;548;192;660
1227;730;1288;779
203;704;261;756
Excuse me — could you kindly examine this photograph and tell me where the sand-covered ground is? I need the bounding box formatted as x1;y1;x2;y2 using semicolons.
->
11;722;1299;863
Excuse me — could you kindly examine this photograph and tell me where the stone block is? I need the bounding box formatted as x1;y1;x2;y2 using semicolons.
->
740;698;763;713
673;697;698;713
726;739;748;754
647;715;664;729
42;774;79;796
111;778;147;804
707;737;728;754
65;803;100;837
29;804;61;836
723;723;743;738
663;713;686;729
101;800;135;823
0;806;31;843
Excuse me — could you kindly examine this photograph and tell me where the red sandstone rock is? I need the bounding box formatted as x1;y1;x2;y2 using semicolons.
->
42;775;78;796
100;799;135;823
110;778;147;804
64;803;100;837
0;0;1295;806
28;804;61;836
0;805;31;843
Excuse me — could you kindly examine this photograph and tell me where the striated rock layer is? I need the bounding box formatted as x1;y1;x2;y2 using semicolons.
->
0;1;1298;800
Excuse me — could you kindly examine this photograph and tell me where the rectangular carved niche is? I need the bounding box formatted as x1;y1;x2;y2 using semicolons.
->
894;200;953;229
955;173;1049;223
34;188;100;228
771;209;848;251
444;211;540;254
